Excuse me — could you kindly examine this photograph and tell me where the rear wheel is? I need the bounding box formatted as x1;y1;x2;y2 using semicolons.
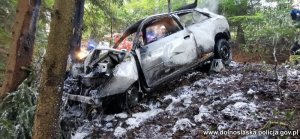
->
214;39;232;65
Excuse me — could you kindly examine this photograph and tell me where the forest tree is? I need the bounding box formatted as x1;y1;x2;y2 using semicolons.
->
32;0;77;138
0;0;41;98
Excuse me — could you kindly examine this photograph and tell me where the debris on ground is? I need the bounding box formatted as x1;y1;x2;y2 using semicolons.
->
61;61;300;138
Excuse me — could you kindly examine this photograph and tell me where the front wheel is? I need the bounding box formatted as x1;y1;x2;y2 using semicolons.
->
214;39;232;65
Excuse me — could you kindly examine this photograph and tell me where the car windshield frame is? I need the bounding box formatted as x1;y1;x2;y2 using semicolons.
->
133;14;185;49
113;3;201;50
113;19;144;50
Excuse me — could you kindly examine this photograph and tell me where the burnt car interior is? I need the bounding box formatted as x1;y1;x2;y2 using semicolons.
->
143;16;182;44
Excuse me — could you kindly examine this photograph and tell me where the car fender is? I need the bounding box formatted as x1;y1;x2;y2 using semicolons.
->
187;16;229;54
98;54;139;98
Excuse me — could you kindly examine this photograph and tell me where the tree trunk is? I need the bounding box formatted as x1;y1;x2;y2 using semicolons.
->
32;0;76;138
168;0;171;13
0;0;41;98
71;0;85;63
237;23;246;44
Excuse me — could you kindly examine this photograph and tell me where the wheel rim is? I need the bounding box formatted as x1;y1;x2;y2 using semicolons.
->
219;42;230;61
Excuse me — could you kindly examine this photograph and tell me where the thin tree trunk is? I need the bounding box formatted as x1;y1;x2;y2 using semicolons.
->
0;0;41;98
168;0;171;13
237;23;246;44
70;0;85;63
32;0;76;138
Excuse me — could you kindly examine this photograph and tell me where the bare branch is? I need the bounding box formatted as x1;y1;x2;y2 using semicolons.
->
273;44;281;96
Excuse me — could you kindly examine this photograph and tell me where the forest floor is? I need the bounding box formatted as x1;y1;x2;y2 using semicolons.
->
62;61;300;139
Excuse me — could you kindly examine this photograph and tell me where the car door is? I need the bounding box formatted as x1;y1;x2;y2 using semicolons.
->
137;15;198;87
177;10;214;54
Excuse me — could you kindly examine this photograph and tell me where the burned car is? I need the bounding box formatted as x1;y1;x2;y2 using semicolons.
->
64;6;231;108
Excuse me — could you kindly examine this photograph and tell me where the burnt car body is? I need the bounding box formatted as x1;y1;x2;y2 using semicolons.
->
64;7;231;107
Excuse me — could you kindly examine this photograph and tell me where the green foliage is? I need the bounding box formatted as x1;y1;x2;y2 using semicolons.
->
83;0;194;39
0;39;43;139
0;28;9;72
0;47;42;138
0;28;11;48
0;0;16;48
84;1;121;38
290;55;300;65
0;64;5;84
0;0;16;86
35;0;54;49
285;109;295;121
245;6;295;45
220;0;248;16
0;82;37;139
220;0;296;47
83;0;163;38
0;0;17;33
228;13;264;24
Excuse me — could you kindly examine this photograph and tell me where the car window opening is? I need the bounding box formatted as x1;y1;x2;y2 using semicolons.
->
179;11;210;26
144;16;181;44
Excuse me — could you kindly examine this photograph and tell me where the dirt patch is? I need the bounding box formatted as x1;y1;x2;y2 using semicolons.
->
232;47;290;64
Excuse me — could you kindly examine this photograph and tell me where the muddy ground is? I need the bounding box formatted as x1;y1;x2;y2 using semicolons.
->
61;62;300;139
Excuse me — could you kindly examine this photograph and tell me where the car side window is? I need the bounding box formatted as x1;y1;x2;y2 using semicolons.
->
144;17;181;44
178;11;209;26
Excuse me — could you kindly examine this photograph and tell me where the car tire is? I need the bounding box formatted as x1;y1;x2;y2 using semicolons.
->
214;39;232;66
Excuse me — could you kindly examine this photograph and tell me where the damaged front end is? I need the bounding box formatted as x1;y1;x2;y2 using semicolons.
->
64;47;139;106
